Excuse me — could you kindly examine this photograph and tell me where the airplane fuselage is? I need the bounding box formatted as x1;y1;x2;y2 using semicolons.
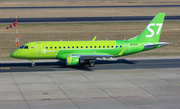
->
11;40;159;61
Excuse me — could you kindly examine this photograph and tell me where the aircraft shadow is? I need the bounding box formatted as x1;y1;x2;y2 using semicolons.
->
0;59;135;67
0;58;179;72
52;59;136;71
0;59;136;72
95;59;136;65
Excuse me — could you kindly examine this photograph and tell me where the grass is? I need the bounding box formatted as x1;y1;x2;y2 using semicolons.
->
0;8;179;18
0;21;180;60
0;1;180;7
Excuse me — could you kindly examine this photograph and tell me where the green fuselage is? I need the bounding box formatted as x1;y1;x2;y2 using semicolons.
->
10;40;159;61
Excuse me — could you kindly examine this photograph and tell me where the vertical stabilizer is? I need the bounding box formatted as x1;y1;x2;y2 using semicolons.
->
128;13;165;42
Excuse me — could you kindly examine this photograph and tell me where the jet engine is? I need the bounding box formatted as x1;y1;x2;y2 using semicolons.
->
66;56;90;66
66;56;79;66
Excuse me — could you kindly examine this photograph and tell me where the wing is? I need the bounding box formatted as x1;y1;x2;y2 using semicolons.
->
70;54;114;60
70;47;127;60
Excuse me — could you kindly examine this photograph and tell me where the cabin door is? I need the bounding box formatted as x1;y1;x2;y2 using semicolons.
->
36;42;42;54
124;41;130;53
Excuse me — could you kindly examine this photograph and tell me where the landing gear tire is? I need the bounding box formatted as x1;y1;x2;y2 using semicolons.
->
30;59;35;67
89;62;95;67
31;63;35;67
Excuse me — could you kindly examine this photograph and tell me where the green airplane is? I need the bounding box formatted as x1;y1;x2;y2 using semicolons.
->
10;13;168;67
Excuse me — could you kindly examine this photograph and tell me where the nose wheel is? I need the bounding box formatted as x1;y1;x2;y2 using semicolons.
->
29;59;35;67
31;62;35;67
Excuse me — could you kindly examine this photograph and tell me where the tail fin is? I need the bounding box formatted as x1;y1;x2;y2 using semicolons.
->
128;13;165;42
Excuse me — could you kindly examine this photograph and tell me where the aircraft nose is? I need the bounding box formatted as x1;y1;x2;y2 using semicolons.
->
10;51;18;58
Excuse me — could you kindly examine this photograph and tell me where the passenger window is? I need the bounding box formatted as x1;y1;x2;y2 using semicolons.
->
46;47;48;49
50;47;52;49
59;47;61;49
55;47;57;49
120;46;122;48
90;46;92;48
112;46;113;48
19;45;24;49
77;46;78;48
116;46;118;48
107;46;109;48
68;46;70;49
63;46;65;49
103;46;105;48
86;46;88;48
94;46;96;48
72;46;74;48
81;46;83;48
24;46;28;49
99;46;101;48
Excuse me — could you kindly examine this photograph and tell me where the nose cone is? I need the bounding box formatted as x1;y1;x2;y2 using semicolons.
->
10;51;18;58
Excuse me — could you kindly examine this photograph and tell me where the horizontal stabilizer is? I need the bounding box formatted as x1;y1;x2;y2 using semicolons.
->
144;42;169;49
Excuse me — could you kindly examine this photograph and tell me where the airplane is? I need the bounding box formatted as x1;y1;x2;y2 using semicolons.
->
10;13;169;67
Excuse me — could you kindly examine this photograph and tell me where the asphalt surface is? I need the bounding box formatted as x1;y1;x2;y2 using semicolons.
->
0;58;180;72
0;56;180;109
1;15;180;24
1;5;180;9
0;58;180;109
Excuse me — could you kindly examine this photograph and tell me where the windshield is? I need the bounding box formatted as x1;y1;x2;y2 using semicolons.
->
19;45;28;49
19;45;24;49
24;46;28;49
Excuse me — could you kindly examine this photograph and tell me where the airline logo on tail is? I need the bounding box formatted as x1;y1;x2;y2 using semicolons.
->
146;23;163;37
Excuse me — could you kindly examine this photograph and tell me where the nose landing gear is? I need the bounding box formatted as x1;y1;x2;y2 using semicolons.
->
29;59;35;67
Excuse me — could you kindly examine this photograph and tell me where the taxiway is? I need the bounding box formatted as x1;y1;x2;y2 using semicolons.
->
0;57;180;109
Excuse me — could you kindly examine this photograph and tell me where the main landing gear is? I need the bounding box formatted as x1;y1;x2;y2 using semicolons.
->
88;60;95;67
29;59;35;67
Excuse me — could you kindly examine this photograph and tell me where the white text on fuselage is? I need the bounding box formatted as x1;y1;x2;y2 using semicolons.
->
42;49;55;54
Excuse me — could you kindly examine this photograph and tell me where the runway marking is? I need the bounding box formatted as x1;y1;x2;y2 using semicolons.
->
0;67;10;69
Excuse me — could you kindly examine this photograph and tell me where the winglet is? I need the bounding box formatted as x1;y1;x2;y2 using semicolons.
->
92;36;97;41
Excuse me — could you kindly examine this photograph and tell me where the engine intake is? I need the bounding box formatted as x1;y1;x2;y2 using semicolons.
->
66;56;90;66
66;56;79;66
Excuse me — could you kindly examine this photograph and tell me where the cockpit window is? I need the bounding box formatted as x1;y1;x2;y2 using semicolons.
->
19;45;24;49
24;46;28;49
19;45;28;49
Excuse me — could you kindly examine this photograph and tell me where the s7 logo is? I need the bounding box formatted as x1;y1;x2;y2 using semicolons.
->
146;23;163;37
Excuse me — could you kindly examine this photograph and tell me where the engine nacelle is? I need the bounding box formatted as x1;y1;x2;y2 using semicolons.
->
66;56;80;66
66;56;90;66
